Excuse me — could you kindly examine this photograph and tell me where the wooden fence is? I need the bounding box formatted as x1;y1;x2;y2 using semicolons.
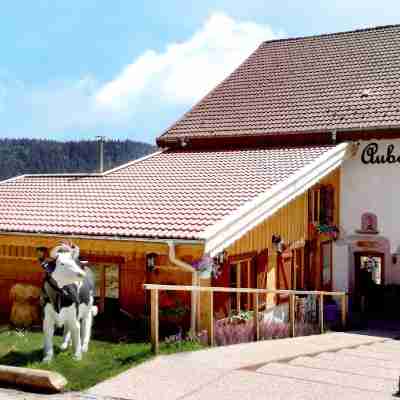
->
144;284;348;354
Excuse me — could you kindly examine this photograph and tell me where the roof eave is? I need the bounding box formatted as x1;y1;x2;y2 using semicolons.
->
157;126;400;150
202;142;349;256
0;230;205;245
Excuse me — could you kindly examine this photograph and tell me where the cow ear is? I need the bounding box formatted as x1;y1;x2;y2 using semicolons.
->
41;259;56;274
36;246;49;263
70;243;80;260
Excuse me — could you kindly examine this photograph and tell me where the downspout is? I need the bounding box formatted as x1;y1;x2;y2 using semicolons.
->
167;241;198;334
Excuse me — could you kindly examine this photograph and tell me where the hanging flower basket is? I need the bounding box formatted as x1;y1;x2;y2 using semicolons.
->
198;269;212;279
312;223;340;241
191;255;222;280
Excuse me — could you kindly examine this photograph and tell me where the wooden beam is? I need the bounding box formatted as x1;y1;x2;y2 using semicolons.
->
228;251;257;263
0;256;37;261
236;263;241;313
208;291;214;346
81;253;125;264
319;293;324;334
254;293;260;341
289;293;295;338
247;261;251;310
143;284;347;297
341;294;348;329
0;234;204;258
150;289;159;354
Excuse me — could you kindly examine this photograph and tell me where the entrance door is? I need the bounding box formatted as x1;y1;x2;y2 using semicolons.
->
354;252;384;315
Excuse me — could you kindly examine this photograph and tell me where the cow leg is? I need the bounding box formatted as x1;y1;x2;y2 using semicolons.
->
43;313;55;363
81;311;93;353
60;326;71;351
70;320;82;361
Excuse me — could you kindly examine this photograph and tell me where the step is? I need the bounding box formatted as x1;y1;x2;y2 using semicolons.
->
364;342;400;353
340;346;400;362
290;354;399;380
257;362;397;394
187;370;392;400
318;351;400;370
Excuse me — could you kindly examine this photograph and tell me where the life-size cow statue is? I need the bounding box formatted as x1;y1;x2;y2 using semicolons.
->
39;242;97;362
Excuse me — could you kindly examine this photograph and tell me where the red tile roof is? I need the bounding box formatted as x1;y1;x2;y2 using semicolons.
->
158;25;400;146
0;146;333;240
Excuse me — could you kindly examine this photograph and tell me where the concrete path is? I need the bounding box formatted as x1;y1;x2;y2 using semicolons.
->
87;332;399;400
1;332;398;399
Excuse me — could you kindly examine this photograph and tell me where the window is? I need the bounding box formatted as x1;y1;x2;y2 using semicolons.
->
91;263;120;312
319;185;334;224
228;255;257;313
360;255;382;285
309;184;335;225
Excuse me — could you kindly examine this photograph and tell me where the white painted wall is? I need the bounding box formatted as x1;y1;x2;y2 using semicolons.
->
332;244;349;292
341;139;400;252
335;139;400;290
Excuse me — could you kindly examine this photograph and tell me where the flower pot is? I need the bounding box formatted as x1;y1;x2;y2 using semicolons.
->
198;269;212;279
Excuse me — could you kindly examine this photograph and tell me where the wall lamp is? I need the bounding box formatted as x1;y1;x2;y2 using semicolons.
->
146;252;157;272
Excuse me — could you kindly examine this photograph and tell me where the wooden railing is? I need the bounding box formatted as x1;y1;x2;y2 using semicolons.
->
143;284;348;354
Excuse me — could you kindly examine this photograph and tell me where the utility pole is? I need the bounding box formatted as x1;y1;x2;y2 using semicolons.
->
96;136;106;173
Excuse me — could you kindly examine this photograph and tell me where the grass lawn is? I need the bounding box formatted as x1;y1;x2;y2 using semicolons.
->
0;329;203;391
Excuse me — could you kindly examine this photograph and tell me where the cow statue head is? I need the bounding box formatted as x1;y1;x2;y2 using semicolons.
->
38;241;87;288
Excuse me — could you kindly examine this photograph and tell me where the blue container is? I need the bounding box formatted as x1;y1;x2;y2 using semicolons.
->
324;303;339;323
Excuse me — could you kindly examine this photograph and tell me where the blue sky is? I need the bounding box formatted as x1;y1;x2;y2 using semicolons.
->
1;0;400;144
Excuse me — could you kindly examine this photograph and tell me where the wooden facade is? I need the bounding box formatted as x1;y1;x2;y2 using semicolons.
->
0;168;340;325
212;168;341;315
0;234;204;319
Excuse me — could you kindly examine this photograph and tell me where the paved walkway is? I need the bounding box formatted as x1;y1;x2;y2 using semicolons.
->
87;332;399;400
1;331;399;400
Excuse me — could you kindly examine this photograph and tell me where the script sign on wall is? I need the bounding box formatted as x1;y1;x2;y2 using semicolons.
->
361;142;400;164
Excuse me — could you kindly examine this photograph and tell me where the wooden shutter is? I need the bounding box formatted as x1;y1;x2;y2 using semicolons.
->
277;250;294;303
257;249;268;305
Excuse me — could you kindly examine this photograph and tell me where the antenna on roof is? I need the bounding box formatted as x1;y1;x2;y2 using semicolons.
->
96;136;106;173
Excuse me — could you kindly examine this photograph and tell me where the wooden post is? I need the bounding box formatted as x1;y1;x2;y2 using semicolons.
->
191;272;198;334
208;291;214;346
341;294;348;329
253;293;260;341
236;263;241;313
150;289;159;354
319;293;324;334
289;293;295;338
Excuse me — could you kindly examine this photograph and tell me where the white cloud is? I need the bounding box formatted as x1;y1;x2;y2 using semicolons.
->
0;13;279;142
95;12;278;110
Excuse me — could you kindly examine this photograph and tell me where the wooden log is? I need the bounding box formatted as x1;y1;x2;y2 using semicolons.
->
289;293;295;338
150;289;159;354
0;365;67;393
319;293;324;333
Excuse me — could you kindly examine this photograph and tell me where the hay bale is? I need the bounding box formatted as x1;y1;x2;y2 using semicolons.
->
9;284;41;328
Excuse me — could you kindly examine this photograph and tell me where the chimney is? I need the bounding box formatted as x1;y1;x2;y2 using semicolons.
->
96;136;106;173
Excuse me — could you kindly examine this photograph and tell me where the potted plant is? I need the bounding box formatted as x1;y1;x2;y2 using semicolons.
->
191;255;221;279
